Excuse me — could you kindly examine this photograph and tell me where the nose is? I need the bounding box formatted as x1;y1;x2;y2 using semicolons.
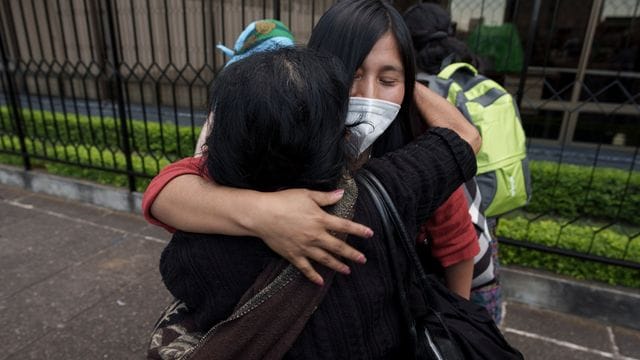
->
351;77;375;99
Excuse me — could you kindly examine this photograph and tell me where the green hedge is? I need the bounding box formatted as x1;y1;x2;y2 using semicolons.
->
4;106;638;225
500;245;640;289
498;216;640;262
0;106;199;158
1;106;202;191
497;215;640;288
527;161;640;225
0;133;173;191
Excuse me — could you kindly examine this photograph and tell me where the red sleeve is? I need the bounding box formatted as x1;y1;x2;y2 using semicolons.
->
141;157;208;233
417;186;479;268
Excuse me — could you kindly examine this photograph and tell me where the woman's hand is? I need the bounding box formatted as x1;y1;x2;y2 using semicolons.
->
413;82;482;153
148;172;372;286
249;189;373;286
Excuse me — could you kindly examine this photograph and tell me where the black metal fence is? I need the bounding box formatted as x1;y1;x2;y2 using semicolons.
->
0;0;639;273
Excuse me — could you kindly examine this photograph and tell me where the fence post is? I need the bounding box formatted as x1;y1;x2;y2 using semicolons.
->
516;0;542;108
558;0;603;146
0;23;31;170
103;0;136;192
273;0;281;20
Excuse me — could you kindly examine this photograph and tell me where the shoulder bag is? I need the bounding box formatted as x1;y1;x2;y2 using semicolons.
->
147;177;358;360
357;168;523;360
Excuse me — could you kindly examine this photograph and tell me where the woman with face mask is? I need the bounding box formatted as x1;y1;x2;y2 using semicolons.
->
142;0;481;297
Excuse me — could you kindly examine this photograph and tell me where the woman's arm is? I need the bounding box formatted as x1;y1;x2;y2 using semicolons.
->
366;127;477;227
364;127;478;294
144;161;373;285
419;186;479;298
413;82;482;154
443;258;474;299
410;82;480;297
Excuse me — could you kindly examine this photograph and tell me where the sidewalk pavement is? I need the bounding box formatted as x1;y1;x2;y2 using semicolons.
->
1;183;639;360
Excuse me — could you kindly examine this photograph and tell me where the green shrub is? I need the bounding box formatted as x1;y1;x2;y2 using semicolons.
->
0;106;201;158
0;153;23;166
501;245;640;288
5;107;638;226
0;134;171;191
498;215;640;288
527;161;640;225
498;215;640;262
7;106;637;225
1;106;202;191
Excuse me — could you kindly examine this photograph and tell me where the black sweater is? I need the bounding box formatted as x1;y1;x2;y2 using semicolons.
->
160;127;477;359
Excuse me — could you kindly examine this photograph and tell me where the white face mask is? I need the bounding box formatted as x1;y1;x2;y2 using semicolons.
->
345;97;401;158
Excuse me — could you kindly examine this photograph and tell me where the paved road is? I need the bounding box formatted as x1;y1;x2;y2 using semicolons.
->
1;183;639;359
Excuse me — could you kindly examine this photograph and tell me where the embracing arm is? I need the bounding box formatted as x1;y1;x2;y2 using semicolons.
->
444;258;474;299
142;158;373;285
414;82;481;154
421;187;479;299
363;127;477;295
366;127;477;225
409;82;480;298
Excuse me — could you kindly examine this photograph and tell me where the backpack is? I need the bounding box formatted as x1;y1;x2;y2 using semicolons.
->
417;63;531;217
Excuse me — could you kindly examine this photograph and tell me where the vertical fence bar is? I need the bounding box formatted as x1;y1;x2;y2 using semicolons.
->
0;19;31;170
273;0;281;20
43;0;68;161
55;0;82;164
15;0;43;150
515;0;542;107
26;0;56;159
104;0;136;191
163;0;183;159
558;0;604;146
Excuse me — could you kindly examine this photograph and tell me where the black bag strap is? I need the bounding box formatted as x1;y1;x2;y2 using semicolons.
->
359;169;524;360
357;170;415;328
357;168;429;282
357;170;453;305
357;169;446;360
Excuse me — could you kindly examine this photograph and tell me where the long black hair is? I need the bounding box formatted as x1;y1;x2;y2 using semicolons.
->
205;47;350;192
308;0;420;157
404;3;483;74
167;48;351;330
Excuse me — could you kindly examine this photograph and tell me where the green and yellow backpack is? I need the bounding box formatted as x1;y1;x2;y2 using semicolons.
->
417;63;531;217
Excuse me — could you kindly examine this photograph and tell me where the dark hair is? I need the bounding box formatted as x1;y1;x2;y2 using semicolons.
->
404;3;482;74
163;48;350;330
205;47;349;192
308;0;419;156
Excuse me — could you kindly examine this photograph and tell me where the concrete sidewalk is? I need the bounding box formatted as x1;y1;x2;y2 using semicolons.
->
1;183;639;359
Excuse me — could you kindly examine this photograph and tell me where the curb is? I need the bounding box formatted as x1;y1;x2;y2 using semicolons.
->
502;266;640;330
0;163;143;214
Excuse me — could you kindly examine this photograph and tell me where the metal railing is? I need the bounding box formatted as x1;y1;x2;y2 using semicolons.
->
0;0;638;271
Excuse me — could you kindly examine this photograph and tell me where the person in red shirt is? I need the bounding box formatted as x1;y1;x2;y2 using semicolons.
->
143;3;481;299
